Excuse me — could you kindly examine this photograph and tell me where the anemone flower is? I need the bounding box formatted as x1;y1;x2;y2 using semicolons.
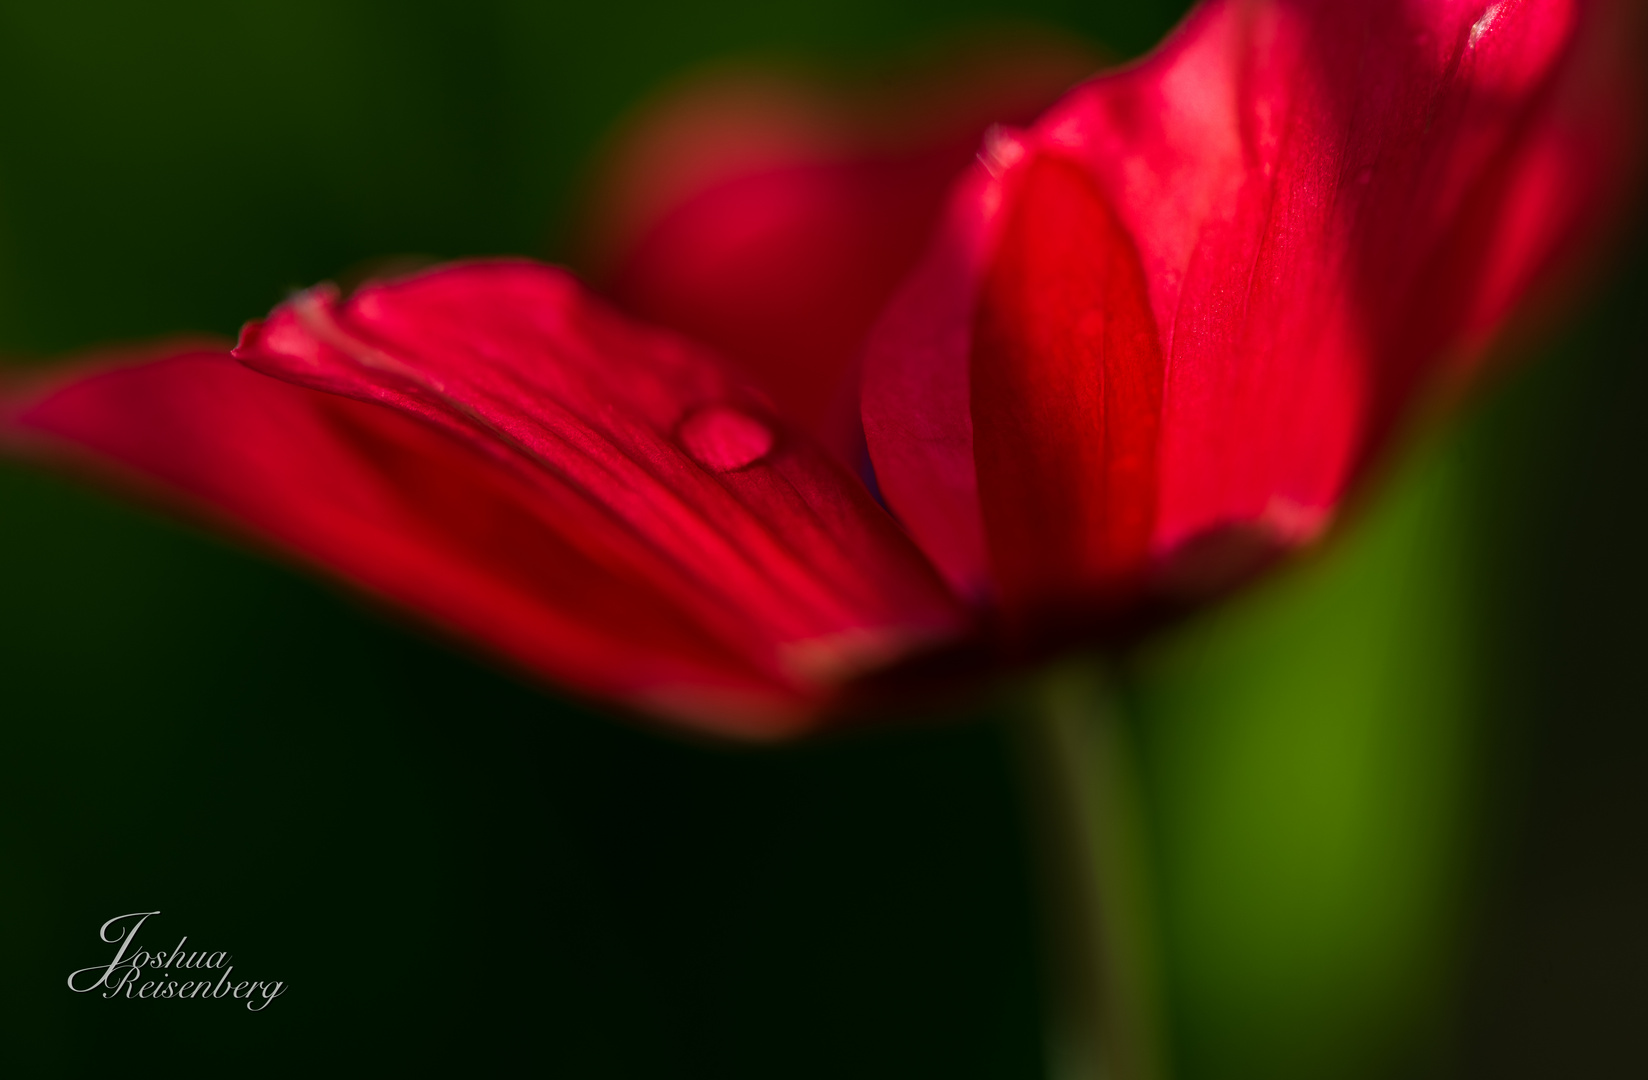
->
7;0;1629;734
2;1;1636;1076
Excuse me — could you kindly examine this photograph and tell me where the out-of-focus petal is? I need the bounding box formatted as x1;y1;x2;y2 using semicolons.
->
8;262;968;736
582;33;1100;459
865;0;1634;616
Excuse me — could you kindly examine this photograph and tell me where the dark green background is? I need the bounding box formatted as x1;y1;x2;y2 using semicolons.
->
1;2;1642;1077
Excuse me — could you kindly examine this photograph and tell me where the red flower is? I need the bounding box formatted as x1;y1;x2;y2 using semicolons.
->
4;0;1635;737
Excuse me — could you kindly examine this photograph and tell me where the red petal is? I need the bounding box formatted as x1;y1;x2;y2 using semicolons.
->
865;0;1631;613
1402;0;1644;367
9;262;967;735
859;162;998;602
584;36;1098;459
971;155;1164;629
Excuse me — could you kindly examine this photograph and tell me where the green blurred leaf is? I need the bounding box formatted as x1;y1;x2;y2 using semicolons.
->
1131;428;1478;1080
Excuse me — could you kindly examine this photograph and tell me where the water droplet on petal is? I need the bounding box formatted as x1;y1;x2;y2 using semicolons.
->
678;403;775;472
1355;166;1374;185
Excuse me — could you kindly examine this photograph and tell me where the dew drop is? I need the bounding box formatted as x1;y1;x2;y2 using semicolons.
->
1355;165;1374;185
677;403;775;472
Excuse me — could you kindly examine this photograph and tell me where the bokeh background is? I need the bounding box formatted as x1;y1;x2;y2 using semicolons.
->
1;1;1642;1077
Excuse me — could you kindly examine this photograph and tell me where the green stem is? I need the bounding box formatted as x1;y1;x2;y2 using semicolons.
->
1012;658;1167;1080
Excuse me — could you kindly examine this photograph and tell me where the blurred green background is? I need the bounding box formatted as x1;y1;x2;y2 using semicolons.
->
1;1;1642;1077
